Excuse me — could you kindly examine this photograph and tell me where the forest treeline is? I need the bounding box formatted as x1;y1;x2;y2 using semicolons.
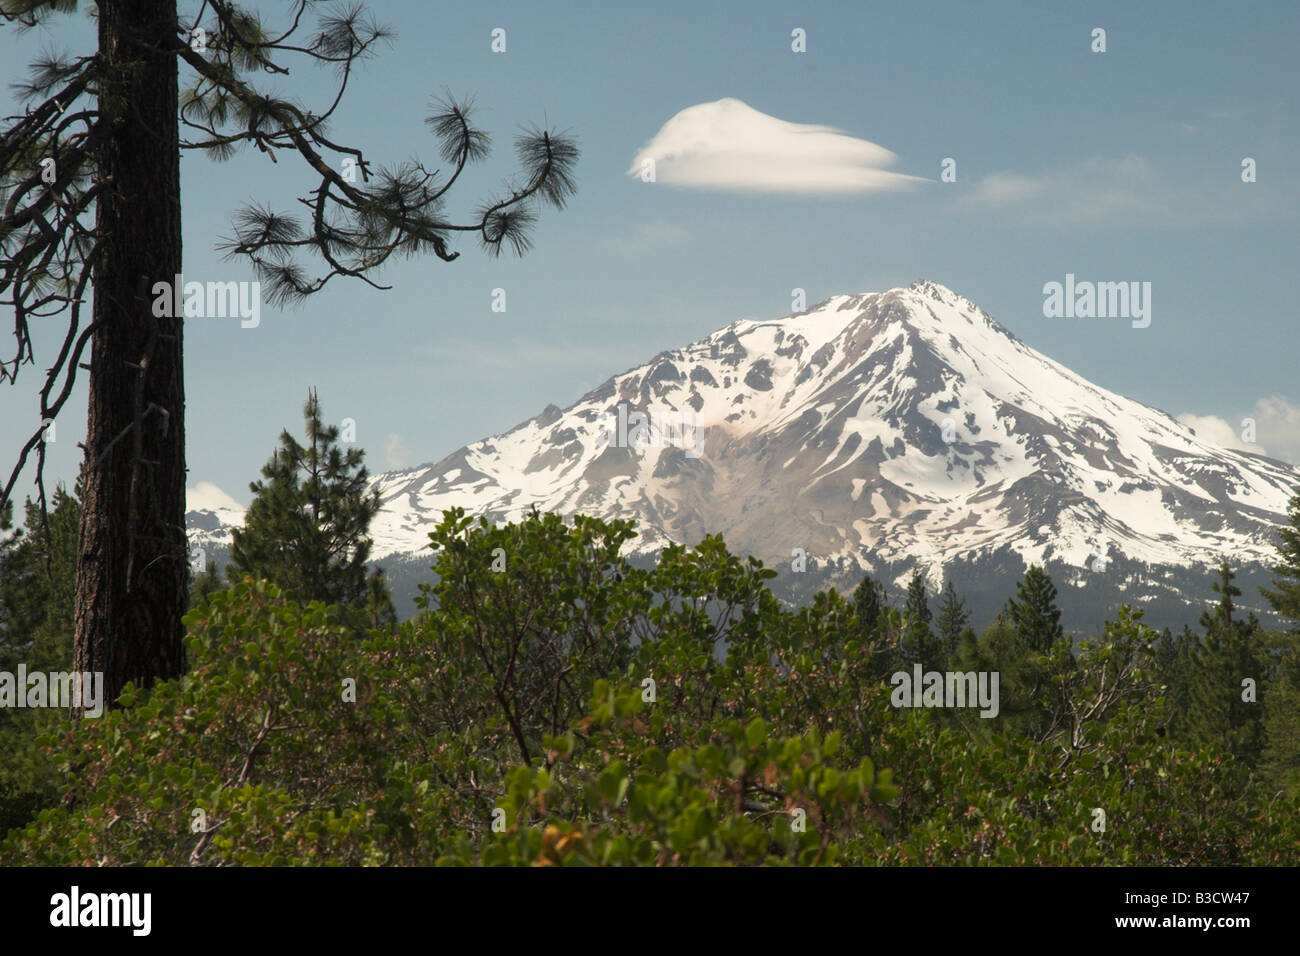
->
2;408;1299;865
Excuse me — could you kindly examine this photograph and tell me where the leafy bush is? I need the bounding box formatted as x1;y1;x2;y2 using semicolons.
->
4;510;1296;865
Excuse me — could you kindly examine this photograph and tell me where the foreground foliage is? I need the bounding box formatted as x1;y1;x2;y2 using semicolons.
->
2;509;1298;865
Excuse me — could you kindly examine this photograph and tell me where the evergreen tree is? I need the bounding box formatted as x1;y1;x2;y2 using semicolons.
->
0;484;81;671
903;570;932;628
1259;490;1300;793
1259;638;1300;798
1;1;579;715
1154;625;1197;742
0;484;81;833
934;579;973;665
1261;487;1300;628
1187;562;1268;767
1154;626;1175;679
854;574;887;637
900;570;945;668
951;615;1049;739
0;498;19;671
229;390;390;616
363;568;398;630
853;574;901;675
1007;565;1065;653
187;561;227;611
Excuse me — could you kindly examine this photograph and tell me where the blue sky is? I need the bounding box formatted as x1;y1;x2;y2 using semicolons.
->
2;0;1297;511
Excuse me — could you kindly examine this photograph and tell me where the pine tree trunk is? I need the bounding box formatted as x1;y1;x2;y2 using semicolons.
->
73;0;186;711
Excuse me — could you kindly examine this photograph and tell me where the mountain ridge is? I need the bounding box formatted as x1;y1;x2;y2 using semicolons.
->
187;280;1298;606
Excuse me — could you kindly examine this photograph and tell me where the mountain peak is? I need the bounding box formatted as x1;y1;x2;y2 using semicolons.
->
188;282;1299;597
906;277;958;299
357;282;1296;576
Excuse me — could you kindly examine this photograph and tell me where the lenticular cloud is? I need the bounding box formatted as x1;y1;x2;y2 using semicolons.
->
627;98;928;194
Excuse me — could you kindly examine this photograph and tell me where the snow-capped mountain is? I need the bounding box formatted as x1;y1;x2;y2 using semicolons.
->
186;482;246;555
358;281;1296;579
187;280;1298;621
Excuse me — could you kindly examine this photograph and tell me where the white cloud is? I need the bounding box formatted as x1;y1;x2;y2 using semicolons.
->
1177;413;1253;452
1251;397;1300;464
628;98;928;194
1178;395;1300;465
186;481;245;513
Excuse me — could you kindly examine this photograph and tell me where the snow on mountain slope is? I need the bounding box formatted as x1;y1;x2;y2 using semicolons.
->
185;281;1298;583
355;280;1298;576
186;482;245;555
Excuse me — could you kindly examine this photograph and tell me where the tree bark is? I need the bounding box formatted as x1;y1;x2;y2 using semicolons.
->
73;0;186;712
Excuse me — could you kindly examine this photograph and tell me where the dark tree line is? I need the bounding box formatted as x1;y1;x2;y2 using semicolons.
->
852;490;1300;796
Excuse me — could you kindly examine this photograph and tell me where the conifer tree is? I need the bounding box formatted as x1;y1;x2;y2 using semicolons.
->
0;483;81;832
1187;562;1268;766
1260;650;1300;797
854;574;886;636
1154;625;1197;741
187;561;226;611
1259;491;1300;793
0;483;81;670
854;573;901;674
1;0;579;712
934;578;973;664
0;498;17;664
1007;564;1064;653
904;570;931;628
229;390;388;615
901;569;945;668
363;568;398;629
951;614;1046;738
1261;488;1300;629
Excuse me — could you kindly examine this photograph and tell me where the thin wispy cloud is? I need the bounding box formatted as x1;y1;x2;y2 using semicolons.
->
962;155;1163;223
385;432;411;470
960;155;1295;227
418;340;633;372
608;221;693;257
628;98;928;194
